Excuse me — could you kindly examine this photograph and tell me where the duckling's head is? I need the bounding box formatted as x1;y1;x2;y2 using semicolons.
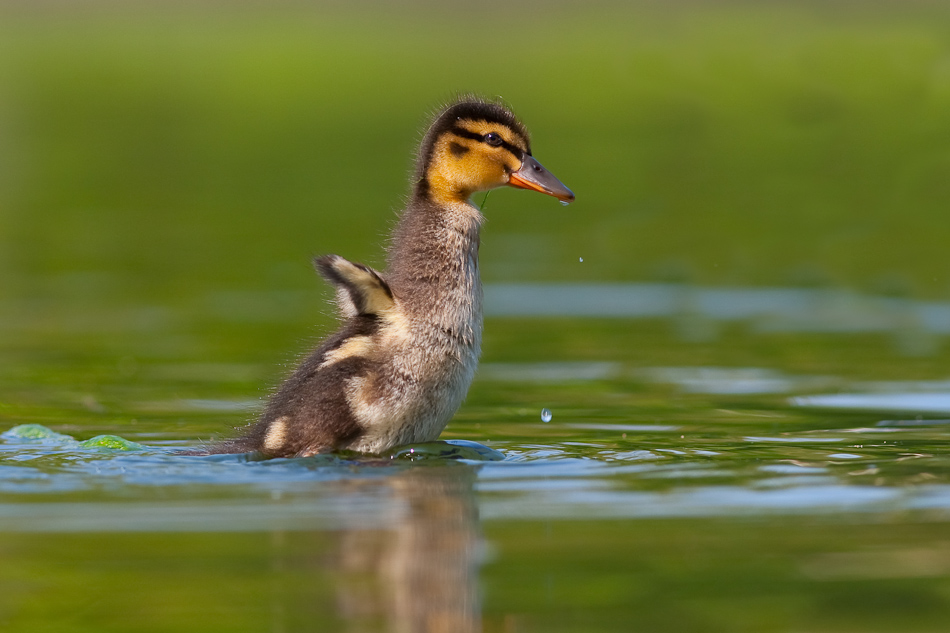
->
415;98;574;206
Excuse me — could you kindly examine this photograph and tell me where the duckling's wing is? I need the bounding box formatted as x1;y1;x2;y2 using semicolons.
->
315;254;394;317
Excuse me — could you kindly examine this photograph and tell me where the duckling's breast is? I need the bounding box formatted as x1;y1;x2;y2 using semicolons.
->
344;203;484;452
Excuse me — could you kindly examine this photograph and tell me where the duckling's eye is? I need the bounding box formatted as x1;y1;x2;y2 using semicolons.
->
484;132;503;147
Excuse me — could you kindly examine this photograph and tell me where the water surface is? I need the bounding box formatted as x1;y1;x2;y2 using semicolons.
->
3;283;950;632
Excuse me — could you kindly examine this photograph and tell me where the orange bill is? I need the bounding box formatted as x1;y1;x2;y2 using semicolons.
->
508;155;575;203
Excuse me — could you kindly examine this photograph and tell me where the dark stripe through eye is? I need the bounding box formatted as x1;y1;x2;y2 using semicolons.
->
451;127;485;142
450;126;525;160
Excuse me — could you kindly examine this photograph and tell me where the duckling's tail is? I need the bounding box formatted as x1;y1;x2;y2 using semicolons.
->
315;254;395;317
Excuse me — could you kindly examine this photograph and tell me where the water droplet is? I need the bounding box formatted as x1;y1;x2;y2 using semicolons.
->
560;200;570;206
541;408;553;423
579;257;584;263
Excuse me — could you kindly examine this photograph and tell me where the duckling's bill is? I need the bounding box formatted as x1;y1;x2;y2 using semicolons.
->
508;155;575;203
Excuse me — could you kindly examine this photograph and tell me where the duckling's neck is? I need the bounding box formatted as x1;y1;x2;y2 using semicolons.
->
386;192;484;330
388;191;483;286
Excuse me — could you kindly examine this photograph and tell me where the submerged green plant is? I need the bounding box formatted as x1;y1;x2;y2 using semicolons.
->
2;424;145;451
2;424;76;443
79;435;146;451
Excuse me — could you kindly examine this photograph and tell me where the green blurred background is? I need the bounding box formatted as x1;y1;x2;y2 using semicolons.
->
3;0;950;304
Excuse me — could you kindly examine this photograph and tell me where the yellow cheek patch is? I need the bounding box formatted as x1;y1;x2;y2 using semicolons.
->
427;134;514;204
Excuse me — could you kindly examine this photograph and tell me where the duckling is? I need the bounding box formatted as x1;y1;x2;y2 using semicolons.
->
205;97;573;458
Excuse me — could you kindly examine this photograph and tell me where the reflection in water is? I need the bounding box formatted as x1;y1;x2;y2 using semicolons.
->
485;283;950;349
330;465;481;633
793;392;950;413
